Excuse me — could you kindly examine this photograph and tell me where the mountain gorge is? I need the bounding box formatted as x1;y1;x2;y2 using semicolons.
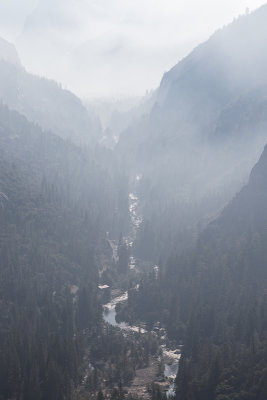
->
119;142;267;400
117;4;267;262
1;3;267;400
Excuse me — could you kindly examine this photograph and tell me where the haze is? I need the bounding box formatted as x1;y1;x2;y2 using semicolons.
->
1;2;267;399
0;0;266;98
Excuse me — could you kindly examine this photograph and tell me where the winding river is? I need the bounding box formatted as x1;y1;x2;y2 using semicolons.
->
103;290;180;397
102;182;180;396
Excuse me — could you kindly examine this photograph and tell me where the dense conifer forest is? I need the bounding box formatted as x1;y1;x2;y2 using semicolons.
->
118;145;267;400
2;3;267;400
0;103;135;399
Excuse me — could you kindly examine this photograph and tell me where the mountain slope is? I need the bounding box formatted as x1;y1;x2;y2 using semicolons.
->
117;4;267;262
173;145;267;400
0;38;101;146
157;4;267;132
118;142;267;399
119;4;267;154
0;102;128;236
0;102;131;399
122;146;267;400
0;104;102;400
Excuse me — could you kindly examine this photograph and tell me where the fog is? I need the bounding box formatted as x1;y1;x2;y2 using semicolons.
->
0;0;266;97
108;4;267;260
1;3;267;259
1;2;267;399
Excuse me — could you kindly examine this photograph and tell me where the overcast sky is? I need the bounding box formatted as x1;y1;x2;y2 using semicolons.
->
0;0;266;98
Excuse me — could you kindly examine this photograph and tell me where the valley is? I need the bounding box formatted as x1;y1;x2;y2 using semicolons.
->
99;185;181;398
1;4;267;400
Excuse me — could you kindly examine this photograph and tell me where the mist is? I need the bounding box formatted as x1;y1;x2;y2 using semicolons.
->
1;2;267;400
0;0;265;97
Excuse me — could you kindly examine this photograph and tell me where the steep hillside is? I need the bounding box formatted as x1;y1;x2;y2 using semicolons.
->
0;102;131;399
0;103;128;236
118;142;267;399
0;38;101;146
173;144;267;400
117;5;267;262
118;4;267;155
157;4;267;133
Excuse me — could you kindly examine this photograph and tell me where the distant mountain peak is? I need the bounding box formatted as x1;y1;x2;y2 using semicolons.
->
0;37;21;67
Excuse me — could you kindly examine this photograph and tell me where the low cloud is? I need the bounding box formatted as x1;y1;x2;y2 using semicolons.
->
0;0;264;97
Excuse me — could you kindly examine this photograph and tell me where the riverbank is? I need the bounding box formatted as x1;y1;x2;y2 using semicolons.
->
125;356;160;399
99;186;180;398
103;290;180;398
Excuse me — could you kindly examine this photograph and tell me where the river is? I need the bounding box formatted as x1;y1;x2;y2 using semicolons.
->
103;291;180;397
102;181;180;397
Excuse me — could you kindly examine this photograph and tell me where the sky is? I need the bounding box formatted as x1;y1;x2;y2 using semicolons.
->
0;0;266;98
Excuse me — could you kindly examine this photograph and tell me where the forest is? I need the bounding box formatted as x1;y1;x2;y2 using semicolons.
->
1;3;267;400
